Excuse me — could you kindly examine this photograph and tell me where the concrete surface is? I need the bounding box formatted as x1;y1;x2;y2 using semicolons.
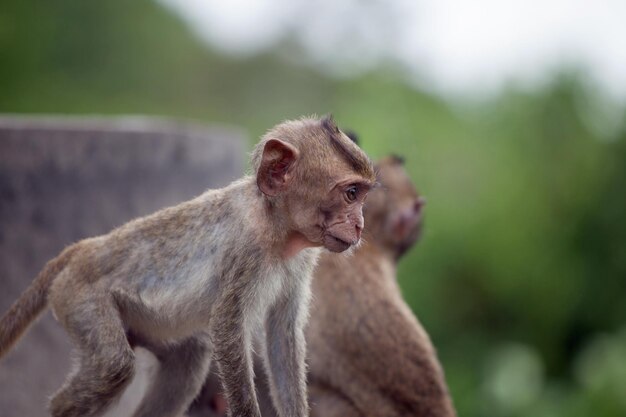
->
0;115;246;417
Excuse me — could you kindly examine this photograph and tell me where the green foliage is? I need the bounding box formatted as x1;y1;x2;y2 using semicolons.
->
1;1;625;416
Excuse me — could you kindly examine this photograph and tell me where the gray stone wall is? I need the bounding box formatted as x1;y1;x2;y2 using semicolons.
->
0;116;246;417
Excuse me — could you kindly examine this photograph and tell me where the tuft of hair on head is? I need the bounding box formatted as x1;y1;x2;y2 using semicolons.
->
320;114;340;136
321;115;374;179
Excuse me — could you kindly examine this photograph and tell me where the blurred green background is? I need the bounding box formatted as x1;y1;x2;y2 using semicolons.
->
1;1;625;416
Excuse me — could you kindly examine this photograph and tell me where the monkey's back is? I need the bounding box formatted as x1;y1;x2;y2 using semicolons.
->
47;185;248;341
306;246;455;417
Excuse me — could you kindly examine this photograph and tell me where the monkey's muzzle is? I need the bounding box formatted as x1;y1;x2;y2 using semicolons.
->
323;234;355;253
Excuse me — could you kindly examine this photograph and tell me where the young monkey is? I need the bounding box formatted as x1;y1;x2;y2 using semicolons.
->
0;116;376;417
191;150;456;417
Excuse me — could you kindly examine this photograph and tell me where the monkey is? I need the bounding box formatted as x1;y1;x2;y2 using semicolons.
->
305;154;456;417
0;115;376;417
189;151;456;417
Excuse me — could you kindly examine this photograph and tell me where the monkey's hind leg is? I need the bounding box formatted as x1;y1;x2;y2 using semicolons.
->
132;335;213;417
49;295;135;417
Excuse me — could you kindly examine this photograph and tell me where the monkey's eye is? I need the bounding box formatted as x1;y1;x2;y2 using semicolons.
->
345;185;358;202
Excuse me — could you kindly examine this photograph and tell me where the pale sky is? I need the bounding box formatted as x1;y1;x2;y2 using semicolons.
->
158;0;626;102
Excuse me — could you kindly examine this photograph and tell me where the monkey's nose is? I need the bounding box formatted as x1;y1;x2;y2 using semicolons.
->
355;224;362;240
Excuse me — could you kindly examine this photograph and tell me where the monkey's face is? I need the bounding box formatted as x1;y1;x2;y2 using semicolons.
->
365;155;425;259
282;167;373;253
255;117;376;254
318;178;372;252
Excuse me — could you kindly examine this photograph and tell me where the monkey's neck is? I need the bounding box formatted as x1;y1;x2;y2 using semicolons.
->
282;232;319;259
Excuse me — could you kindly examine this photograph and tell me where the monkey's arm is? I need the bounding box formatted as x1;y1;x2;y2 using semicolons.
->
263;279;311;417
211;297;261;417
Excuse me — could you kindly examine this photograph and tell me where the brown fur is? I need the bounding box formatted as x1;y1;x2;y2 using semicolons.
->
0;116;375;417
189;155;454;417
306;156;455;417
0;245;78;357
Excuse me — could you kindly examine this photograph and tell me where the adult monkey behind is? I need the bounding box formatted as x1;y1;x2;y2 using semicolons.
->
191;150;456;417
306;153;456;417
0;116;376;417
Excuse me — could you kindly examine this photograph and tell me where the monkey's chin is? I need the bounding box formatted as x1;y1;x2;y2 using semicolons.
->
323;234;353;253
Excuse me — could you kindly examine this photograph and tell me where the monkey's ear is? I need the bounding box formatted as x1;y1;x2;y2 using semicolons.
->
257;139;300;196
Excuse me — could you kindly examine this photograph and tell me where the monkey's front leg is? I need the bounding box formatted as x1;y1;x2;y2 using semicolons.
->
212;301;261;417
263;283;310;417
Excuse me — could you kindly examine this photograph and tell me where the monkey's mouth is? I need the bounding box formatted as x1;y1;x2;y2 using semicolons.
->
324;234;353;253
